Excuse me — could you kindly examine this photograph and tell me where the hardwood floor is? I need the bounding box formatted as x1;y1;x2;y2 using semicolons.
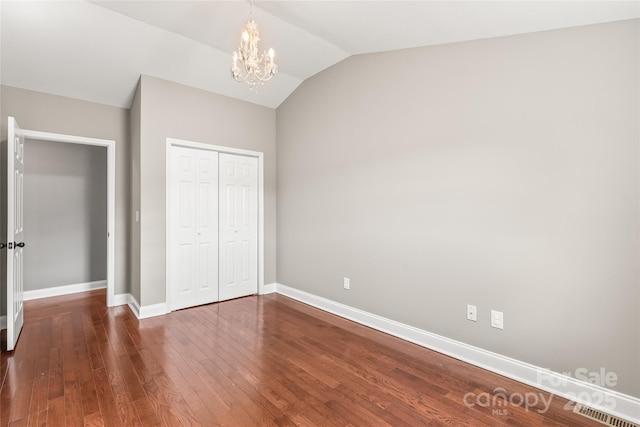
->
1;289;601;426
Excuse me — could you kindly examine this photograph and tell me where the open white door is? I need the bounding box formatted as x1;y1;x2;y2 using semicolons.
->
6;117;25;351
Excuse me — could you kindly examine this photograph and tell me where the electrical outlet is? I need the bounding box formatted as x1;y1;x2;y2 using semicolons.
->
466;304;477;321
491;310;504;329
343;277;350;290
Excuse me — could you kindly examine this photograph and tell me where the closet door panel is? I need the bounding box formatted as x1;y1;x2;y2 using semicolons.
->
171;147;198;310
170;147;219;310
195;152;219;304
219;153;258;301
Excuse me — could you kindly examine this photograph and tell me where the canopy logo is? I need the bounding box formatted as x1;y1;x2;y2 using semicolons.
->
462;387;554;416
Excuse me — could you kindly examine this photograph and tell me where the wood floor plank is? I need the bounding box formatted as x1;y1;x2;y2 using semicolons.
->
25;409;46;427
114;354;146;402
0;289;612;427
1;385;13;427
46;347;63;402
27;377;49;426
142;373;201;427
154;342;235;425
63;368;84;427
7;379;32;424
92;368;124;427
45;396;65;427
75;344;101;419
81;411;104;427
131;397;162;427
93;324;142;426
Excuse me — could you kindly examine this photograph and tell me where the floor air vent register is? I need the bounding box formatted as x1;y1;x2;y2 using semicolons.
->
573;403;639;427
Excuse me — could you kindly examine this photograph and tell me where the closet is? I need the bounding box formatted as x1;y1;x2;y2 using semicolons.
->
169;146;258;311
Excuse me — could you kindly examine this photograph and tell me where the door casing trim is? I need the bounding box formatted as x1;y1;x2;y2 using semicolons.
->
20;128;116;307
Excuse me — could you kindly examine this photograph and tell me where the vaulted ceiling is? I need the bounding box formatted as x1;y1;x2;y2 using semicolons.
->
2;1;638;109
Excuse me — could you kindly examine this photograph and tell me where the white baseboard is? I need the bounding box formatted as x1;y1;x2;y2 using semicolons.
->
0;315;6;330
138;302;168;319
114;293;167;320
124;294;167;320
113;293;132;307
127;294;141;318
23;280;107;301
275;283;640;425
260;282;277;294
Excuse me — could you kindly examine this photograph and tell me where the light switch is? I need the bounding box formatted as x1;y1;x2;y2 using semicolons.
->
491;310;504;329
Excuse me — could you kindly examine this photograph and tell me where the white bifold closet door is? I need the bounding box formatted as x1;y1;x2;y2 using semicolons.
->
218;153;258;302
171;147;219;310
170;147;258;310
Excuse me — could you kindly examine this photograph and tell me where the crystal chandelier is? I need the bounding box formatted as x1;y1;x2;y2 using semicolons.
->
231;0;277;89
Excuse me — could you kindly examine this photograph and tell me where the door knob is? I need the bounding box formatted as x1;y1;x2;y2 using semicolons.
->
15;242;25;248
0;243;5;249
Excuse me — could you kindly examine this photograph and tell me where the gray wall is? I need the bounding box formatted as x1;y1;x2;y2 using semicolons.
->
136;75;276;306
1;85;131;299
276;19;640;397
24;140;106;290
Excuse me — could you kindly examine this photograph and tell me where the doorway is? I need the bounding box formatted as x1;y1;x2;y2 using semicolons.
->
17;127;116;306
24;139;107;299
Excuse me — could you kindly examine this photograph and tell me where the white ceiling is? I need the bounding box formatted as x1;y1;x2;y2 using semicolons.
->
1;1;638;109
